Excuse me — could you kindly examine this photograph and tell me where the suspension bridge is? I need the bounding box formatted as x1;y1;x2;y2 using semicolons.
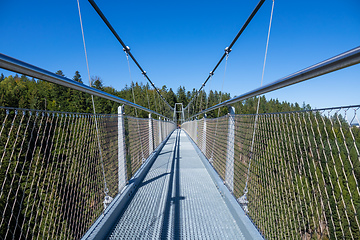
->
1;0;360;239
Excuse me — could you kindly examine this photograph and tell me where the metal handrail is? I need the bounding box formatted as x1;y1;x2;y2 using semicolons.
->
189;46;360;119
0;53;171;120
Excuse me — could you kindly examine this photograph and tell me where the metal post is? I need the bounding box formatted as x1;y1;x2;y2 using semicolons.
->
162;118;166;140
194;119;198;144
202;117;207;155
118;105;127;192
225;106;235;192
158;116;162;144
149;113;153;155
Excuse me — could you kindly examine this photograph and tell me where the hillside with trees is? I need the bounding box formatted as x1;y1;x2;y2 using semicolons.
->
0;71;307;117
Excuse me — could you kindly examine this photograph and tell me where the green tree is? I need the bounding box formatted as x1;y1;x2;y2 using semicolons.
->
73;71;83;83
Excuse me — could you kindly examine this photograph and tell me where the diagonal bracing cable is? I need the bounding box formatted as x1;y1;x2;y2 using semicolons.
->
87;0;174;111
184;0;266;112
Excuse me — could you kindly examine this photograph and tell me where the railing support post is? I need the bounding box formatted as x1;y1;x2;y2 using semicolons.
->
225;106;235;192
202;116;206;155
194;119;198;143
149;113;153;155
158;117;162;144
118;105;127;192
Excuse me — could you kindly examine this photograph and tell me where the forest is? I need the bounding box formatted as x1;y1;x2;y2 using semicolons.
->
0;71;309;118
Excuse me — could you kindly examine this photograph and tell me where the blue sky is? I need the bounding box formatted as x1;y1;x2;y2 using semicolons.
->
1;0;359;109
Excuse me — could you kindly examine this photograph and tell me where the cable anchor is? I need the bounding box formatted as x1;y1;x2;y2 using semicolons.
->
123;46;130;53
224;47;232;55
103;194;113;211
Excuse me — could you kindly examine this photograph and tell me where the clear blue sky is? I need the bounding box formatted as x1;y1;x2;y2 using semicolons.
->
1;0;359;109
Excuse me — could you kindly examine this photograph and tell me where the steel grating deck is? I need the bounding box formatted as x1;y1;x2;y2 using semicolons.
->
108;130;246;239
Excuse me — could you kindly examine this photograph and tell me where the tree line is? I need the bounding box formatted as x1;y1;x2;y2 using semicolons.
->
0;71;310;119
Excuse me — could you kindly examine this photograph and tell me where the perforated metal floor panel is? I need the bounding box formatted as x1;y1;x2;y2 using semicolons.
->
108;130;245;239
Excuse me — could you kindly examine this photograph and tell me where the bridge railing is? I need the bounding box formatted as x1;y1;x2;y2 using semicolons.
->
182;105;360;239
0;52;177;239
0;106;175;239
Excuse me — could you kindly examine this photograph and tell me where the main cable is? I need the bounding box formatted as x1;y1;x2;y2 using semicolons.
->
87;0;174;111
185;0;266;113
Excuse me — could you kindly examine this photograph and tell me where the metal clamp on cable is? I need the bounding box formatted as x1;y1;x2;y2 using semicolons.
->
225;47;232;54
209;71;214;76
123;46;130;53
142;71;147;75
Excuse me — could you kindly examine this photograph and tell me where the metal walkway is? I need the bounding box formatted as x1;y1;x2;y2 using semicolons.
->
106;130;260;239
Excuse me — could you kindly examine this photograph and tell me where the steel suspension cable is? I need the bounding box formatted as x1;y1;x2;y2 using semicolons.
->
153;89;158;114
242;0;274;203
184;0;266;112
125;52;146;162
144;77;151;110
87;0;173;111
205;75;212;110
77;0;109;196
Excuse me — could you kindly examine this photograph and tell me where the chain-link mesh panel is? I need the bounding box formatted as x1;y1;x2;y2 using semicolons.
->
97;115;119;199
125;116;150;179
0;108;117;239
197;119;204;151
205;116;229;179
182;106;360;240
153;119;160;148
0;106;175;240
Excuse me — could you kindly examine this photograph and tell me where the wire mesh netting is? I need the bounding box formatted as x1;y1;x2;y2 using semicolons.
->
0;107;175;239
183;105;360;240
